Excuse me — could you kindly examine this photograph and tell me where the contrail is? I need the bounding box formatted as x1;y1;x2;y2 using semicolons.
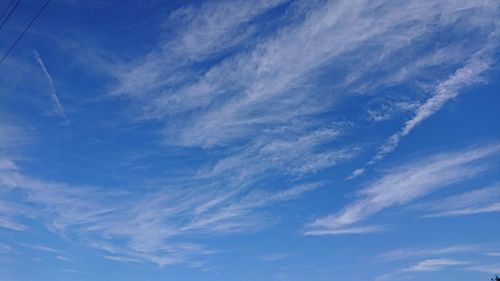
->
347;44;494;180
33;50;68;122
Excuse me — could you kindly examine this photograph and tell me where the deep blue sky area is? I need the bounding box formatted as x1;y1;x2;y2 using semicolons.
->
0;1;499;280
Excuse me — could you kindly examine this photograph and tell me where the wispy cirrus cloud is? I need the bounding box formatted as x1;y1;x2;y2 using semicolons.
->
95;0;500;233
376;258;471;281
0;122;26;150
421;184;500;218
112;0;287;98
0;160;28;231
92;6;500;240
196;124;357;181
260;253;290;262
98;5;500;237
0;162;321;266
375;243;500;279
18;243;64;254
349;42;497;179
379;245;482;261
0;159;18;171
369;48;494;165
307;144;500;236
403;258;469;272
0;243;12;254
366;100;420;122
33;50;68;122
466;264;500;274
108;0;498;149
1;0;499;274
0;217;26;232
0;200;26;231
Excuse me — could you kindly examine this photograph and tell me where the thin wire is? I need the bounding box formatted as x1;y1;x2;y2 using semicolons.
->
0;0;50;65
0;0;16;23
0;0;21;30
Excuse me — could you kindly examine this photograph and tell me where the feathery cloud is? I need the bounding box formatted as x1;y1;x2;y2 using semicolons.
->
370;49;493;165
379;245;482;261
423;184;500;217
307;144;500;235
1;0;499;274
0;164;321;266
376;258;471;281
403;258;468;272
109;0;498;149
466;264;500;274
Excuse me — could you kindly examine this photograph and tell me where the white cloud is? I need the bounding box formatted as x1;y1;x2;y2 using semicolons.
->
168;0;286;60
18;243;63;254
347;168;365;180
1;0;499;271
379;245;481;261
56;255;71;262
367;100;421;122
0;217;26;231
33;50;68;122
107;0;498;149
61;269;85;274
0;164;320;266
260;253;290;262
403;258;468;272
376;258;471;280
112;0;286;97
1;118;336;265
423;184;500;217
0;244;12;254
84;4;500;244
0;159;18;171
305;225;382;236
307;144;500;235
196;124;356;181
370;50;493;164
0;123;25;150
0;175;29;231
466;264;500;274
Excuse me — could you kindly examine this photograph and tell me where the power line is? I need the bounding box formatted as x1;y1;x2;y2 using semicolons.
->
0;0;16;23
0;0;21;30
0;0;50;65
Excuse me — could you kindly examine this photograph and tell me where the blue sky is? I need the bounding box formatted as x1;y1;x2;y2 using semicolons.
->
0;0;499;280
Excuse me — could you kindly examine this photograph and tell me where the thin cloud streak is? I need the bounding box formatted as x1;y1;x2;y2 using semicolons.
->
402;258;469;272
370;49;493;165
307;144;500;235
379;245;482;261
376;258;471;281
34;50;68;122
349;31;499;179
466;264;500;274
0;123;26;150
423;184;500;218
